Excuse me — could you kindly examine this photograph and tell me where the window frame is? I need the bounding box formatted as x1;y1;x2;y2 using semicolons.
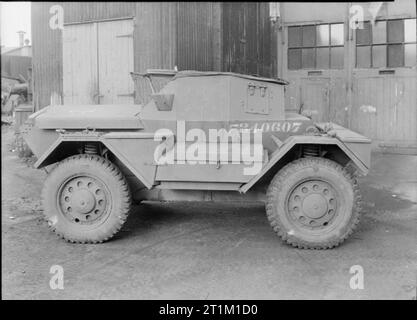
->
287;22;345;70
355;18;417;69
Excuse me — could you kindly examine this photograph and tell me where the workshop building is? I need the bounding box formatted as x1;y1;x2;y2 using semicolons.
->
31;1;416;152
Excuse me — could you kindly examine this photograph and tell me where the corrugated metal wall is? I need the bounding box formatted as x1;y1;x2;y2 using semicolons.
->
60;2;135;22
176;2;222;71
1;55;32;79
135;2;177;72
31;2;63;109
32;2;275;110
222;2;276;78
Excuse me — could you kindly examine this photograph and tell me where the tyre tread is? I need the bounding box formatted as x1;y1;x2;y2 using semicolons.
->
265;157;362;249
42;154;131;243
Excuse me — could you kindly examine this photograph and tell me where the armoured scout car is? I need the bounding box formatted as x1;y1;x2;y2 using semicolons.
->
23;70;371;249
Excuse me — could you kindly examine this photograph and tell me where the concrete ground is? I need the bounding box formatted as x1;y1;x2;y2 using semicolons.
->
2;124;416;300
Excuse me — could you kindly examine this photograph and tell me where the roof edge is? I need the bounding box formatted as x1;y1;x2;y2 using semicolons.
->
173;70;289;85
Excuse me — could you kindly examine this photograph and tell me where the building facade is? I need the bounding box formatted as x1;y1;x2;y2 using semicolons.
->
31;2;275;107
278;1;416;152
31;1;416;152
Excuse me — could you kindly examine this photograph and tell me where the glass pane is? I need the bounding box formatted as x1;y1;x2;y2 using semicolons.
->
316;25;329;46
302;48;315;68
387;44;404;67
404;19;416;43
387;20;404;43
373;21;386;44
316;47;329;69
288;26;302;47
405;43;416;67
356;21;371;45
356;46;371;68
330;47;344;69
372;45;386;68
331;24;344;45
288;48;301;69
302;25;316;47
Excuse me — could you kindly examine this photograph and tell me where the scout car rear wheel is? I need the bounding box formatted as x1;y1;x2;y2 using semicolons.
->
42;154;131;243
266;157;361;249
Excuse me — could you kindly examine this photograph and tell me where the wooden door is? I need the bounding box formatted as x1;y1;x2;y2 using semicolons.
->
63;19;134;105
351;71;417;148
63;23;98;104
97;19;134;104
300;78;330;122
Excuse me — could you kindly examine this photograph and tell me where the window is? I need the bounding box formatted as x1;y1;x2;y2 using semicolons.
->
356;18;417;68
288;23;344;70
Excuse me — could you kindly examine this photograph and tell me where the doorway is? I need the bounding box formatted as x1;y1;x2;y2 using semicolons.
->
62;18;134;105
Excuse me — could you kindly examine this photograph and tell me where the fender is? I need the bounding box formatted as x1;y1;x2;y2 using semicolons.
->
30;129;159;189
240;134;371;193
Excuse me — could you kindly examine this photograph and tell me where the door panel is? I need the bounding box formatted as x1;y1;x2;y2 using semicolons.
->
300;78;330;122
284;78;301;113
98;19;134;104
63;23;98;104
352;75;417;146
63;19;134;105
328;77;348;127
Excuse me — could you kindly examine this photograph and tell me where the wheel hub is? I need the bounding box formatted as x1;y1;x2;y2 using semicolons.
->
71;189;96;214
59;176;108;224
288;180;337;228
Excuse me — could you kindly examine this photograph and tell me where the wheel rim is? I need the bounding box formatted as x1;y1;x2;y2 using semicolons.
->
58;175;109;225
287;180;338;229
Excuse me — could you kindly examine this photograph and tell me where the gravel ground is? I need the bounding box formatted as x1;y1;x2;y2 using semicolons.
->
2;124;416;300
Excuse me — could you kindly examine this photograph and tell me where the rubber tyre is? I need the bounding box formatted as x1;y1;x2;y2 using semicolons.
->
266;157;362;249
42;154;131;243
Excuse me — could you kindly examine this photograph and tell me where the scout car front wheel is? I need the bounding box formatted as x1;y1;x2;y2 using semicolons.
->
266;157;362;249
42;154;131;243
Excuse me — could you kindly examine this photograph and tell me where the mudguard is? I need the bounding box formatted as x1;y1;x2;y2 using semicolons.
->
240;127;371;193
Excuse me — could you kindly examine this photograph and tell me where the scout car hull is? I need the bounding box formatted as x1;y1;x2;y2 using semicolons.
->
23;71;371;249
